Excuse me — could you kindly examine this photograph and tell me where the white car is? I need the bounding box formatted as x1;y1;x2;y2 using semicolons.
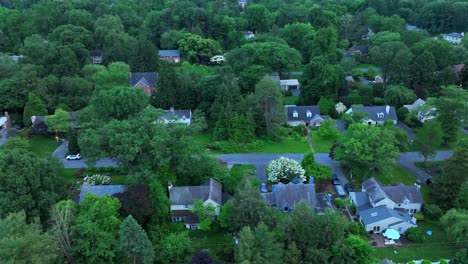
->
66;154;81;160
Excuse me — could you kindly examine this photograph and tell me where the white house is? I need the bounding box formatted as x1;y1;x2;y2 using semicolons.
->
280;79;300;91
285;105;329;127
162;108;192;125
169;178;224;229
403;98;436;123
346;105;398;125
443;32;464;44
350;177;423;234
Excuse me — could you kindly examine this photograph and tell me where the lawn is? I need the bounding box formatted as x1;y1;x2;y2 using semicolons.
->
347;165;416;187
374;221;461;262
189;227;234;261
229;164;256;178
310;130;336;153
283;96;298;105
27;135;59;157
59;168;133;185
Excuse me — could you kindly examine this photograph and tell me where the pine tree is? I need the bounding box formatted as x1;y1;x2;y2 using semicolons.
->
120;215;155;264
23;92;47;127
67;127;80;155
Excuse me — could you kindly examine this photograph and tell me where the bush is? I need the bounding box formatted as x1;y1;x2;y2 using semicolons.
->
421;260;431;264
406;227;427;242
439;259;448;264
424;204;443;220
334;197;345;208
267;157;306;183
413;212;424;221
397;107;409;121
87;174;111;185
358;86;373;97
349;203;357;215
348;221;368;237
373;97;385;105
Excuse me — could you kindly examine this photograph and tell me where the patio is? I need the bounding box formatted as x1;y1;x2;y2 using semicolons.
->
370;233;410;248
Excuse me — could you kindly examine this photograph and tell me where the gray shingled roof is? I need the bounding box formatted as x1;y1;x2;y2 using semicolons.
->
285;105;321;122
360;205;414;226
163;109;191;120
382;184;423;204
446;32;462;38
79;185;128;202
264;182;317;210
169;178;222;205
159;50;180;57
129;72;157;87
379;258;396;264
350;106;398;122
362;177;387;204
89;49;103;57
352;192;373;212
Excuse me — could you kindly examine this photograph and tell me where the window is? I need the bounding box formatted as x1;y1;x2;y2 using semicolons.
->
293;110;298;118
373;226;380;232
185;205;189;209
190;224;198;230
306;110;312;118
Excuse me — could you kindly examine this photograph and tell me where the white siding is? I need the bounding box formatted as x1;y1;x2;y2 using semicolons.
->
394;203;422;214
287;121;305;127
374;198;396;209
171;204;193;211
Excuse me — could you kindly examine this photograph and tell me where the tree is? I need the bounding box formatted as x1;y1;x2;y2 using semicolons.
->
0;146;65;223
317;97;335;115
440;209;468;247
73;194;122;263
0;211;57;263
280;23;314;59
148;179;170;225
369;41;413;84
178;33;221;64
384;85;416;108
333;124;400;176
113;186;154;227
120;215;155;264
231;114;256;143
156;231;192;264
432;148;468;210
23;92;47;127
245;4;272;33
67;127;80;155
45;108;70;136
238;65;267;95
253;77;285;137
455;183;468;210
429;86;468;144
318;119;340;139
50;200;75;263
190;200;216;231
190;251;219;264
406;227;427;242
267;157;306;183
237;222;283;264
230;180;270;230
412;121;443;162
410;51;436;97
345;235;375;264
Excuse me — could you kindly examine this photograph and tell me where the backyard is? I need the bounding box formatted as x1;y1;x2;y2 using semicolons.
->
27;135;59;157
188;226;234;262
310;130;336;153
347;165;416;187
374;221;461;262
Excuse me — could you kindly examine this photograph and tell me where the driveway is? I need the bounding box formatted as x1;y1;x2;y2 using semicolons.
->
396;122;415;141
398;151;453;183
53;141;118;168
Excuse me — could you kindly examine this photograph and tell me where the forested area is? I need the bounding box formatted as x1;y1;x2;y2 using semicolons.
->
0;0;468;263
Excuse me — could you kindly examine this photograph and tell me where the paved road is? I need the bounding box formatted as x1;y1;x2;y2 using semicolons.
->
54;141;118;168
396;122;415;141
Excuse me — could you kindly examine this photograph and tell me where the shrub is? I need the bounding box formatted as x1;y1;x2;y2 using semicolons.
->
75;167;85;176
414;212;424;221
406;227;427;242
439;259;448;264
334;198;345;208
348;221;368;237
267;157;305;183
421;260;431;264
87;174;111;185
424;204;443;220
373;97;385;105
349;203;357;215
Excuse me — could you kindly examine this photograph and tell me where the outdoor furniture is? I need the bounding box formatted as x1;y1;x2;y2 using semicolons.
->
383;228;401;240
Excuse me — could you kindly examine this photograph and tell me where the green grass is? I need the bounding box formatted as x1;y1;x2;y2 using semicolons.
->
374;165;416;185
189;227;233;261
374;221;461;262
230;164;256;178
310;130;337;153
283;96;298;105
28;135;59;157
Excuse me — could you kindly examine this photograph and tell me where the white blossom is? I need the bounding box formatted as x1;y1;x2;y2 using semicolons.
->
335;102;347;114
87;174;111;185
267;157;305;183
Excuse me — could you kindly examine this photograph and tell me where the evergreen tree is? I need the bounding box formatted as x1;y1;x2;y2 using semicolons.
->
412;121;443;162
253;77;284;137
23;92;47;127
67;127;80;155
120;215;155;264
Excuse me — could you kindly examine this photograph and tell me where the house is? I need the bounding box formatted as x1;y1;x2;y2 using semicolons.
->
343;45;369;61
443;32;464;44
79;185;128;202
349;177;422;234
345;105;398;125
403;98;436;123
162;107;192;125
31;111;78;134
169;178;228;230
280;79;300;91
245;31;255;39
128;72;157;96
238;0;247;8
159;50;181;63
345;76;355;83
405;24;421;31
374;75;384;83
285;105;329;127
0;112;11;129
89;49;103;64
262;177;333;214
9;55;24;62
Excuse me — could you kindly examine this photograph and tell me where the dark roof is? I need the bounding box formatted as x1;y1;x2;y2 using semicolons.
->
263;182;317;210
351;45;368;53
171;210;199;224
352;192;373;212
446;32;462;38
362;177;387;204
89;49;103;57
159;50;180;57
382;184;423;204
79;185;127;202
169;178;222;205
315;193;333;214
129;72;157;87
285;105;321;122
163;109;192;120
350;106;398;122
405;25;420;31
360;205;414;226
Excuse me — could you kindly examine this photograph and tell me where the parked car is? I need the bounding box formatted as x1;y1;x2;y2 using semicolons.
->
335;185;346;197
332;174;340;185
344;183;354;193
66;154;81;160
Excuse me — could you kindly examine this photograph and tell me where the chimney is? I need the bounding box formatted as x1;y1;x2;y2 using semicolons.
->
169;107;174;112
4;112;11;128
385;105;390;114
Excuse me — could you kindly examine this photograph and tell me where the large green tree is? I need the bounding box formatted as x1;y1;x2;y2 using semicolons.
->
23;92;47;127
120;215;154;264
45;108;70;136
178;33;221;64
253;76;285;137
440;209;468;247
412;121;443;162
156;231;192;264
237;222;283;264
0;211;57;263
370;41;413;85
384;85;416;108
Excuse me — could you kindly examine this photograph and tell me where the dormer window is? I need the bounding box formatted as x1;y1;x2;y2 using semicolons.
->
306;110;312;118
404;199;409;205
293;110;298;118
377;112;384;118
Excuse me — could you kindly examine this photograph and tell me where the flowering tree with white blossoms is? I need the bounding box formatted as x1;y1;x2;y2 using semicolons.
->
335;102;347;115
267;157;306;183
